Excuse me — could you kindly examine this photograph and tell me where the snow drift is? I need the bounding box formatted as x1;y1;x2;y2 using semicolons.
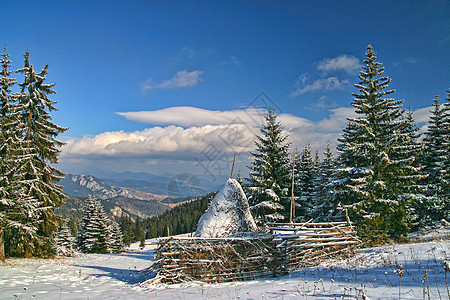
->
194;178;258;238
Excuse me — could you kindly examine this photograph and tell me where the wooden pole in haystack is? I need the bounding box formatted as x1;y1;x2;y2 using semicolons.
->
230;152;237;179
290;150;296;224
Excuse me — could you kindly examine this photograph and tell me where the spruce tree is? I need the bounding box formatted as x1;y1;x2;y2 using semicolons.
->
444;89;450;223
335;45;421;242
421;92;450;227
399;108;425;230
12;51;67;256
78;197;110;254
108;222;125;253
247;110;291;225
312;142;337;222
0;47;17;222
0;48;42;257
0;47;17;259
119;214;135;246
293;145;316;222
68;216;79;237
56;222;77;257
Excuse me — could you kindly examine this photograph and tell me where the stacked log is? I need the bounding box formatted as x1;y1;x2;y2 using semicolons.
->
268;221;359;270
151;235;283;284
149;222;359;284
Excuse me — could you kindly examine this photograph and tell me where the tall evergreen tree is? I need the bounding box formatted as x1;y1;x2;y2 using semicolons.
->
444;89;450;223
0;47;17;259
421;92;450;227
108;221;125;253
78;197;110;254
0;47;17;221
119;214;135;246
0;48;42;257
247;110;291;225
398;108;424;228
293;145;316;222
56;222;77;257
11;51;68;256
312;142;337;222
335;45;421;242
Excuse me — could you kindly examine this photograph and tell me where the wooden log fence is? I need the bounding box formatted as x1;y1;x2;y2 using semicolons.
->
148;222;359;284
268;221;360;270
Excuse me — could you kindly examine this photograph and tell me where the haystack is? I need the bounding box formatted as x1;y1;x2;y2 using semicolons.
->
194;178;258;238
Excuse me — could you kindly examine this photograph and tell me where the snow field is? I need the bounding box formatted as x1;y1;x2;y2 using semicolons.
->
0;251;152;299
143;241;450;299
0;240;449;299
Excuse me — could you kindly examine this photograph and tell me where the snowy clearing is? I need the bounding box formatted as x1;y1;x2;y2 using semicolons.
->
1;240;449;299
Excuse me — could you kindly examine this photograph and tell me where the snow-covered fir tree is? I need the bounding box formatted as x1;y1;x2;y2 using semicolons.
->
314;150;320;168
397;108;424;229
312;142;337;222
247;110;291;225
78;197;110;254
293;145;317;222
9;51;68;257
0;47;17;256
108;222;125;254
420;92;450;227
444;89;450;223
0;48;46;257
334;45;422;242
56;222;77;257
0;47;18;220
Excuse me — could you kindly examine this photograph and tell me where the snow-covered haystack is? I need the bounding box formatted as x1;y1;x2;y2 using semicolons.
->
194;178;258;238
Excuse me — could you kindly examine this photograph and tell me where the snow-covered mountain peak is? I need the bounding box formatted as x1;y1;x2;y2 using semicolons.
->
62;174;165;201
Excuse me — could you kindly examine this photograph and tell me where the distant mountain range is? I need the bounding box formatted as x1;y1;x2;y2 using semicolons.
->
59;174;167;201
57;172;225;222
60;171;227;199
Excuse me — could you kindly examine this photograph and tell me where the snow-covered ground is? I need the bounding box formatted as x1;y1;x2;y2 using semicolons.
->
1;239;449;299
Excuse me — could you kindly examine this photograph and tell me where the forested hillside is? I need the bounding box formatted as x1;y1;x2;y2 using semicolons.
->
119;193;215;245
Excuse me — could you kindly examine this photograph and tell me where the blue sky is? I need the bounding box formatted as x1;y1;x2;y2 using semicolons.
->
1;0;449;179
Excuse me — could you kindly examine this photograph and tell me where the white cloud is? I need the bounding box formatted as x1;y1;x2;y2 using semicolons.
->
60;123;259;172
413;106;432;138
290;54;359;98
60;105;431;175
412;106;431;124
290;75;350;97
160;70;203;89
118;107;312;128
60;107;314;175
286;106;357;153
61;107;325;168
305;96;338;112
316;107;357;132
140;70;203;92
317;55;360;74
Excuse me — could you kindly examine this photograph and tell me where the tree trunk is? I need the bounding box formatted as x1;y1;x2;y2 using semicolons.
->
0;228;5;262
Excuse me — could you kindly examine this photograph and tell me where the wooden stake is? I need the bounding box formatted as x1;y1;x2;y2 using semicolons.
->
230;152;237;179
345;209;353;231
290;150;296;224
